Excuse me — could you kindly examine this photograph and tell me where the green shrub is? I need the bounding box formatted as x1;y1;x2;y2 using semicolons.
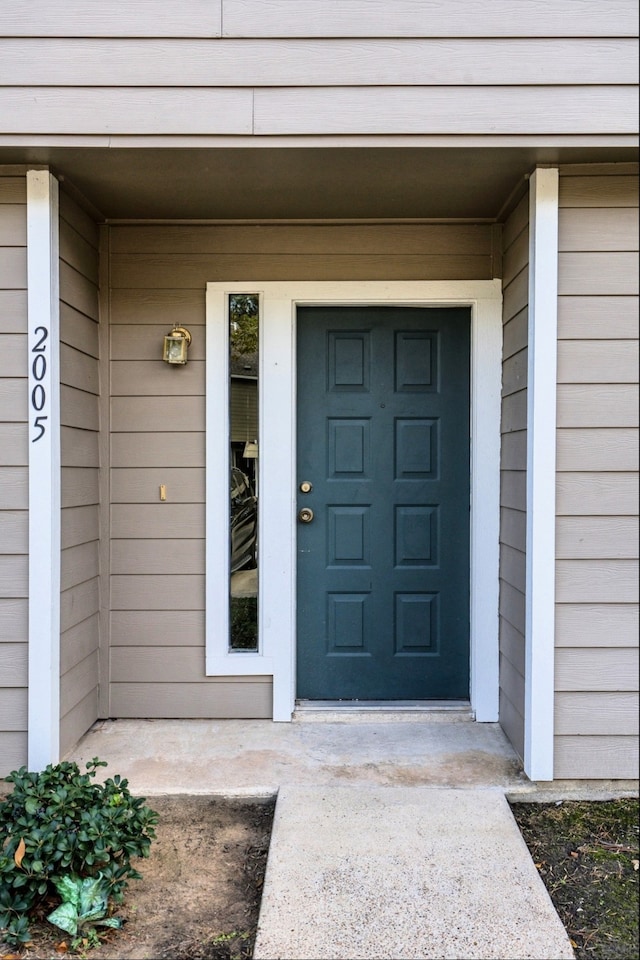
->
0;757;158;947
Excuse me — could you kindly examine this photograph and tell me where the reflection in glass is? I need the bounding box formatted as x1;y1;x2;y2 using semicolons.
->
229;295;259;651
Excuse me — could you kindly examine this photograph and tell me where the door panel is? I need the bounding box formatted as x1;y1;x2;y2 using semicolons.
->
296;306;470;700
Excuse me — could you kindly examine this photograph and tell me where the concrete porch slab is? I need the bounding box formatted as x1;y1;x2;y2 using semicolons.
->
69;716;526;795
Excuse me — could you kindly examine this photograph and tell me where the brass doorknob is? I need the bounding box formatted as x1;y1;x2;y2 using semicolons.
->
298;507;314;523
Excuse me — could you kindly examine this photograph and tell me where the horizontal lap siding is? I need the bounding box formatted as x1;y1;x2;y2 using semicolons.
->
107;226;224;718
0;88;635;138
3;1;637;37
223;1;639;37
0;39;636;87
499;194;529;762
108;222;492;718
59;190;101;757
110;224;495;284
0;172;27;777
554;166;639;780
0;3;637;140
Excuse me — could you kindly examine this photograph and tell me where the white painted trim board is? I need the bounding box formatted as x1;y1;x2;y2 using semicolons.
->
525;167;559;782
27;169;61;770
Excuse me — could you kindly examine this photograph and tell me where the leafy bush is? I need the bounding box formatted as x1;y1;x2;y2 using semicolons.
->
0;757;158;947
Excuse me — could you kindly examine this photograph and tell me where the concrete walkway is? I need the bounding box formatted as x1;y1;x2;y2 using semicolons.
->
254;787;574;960
69;715;576;960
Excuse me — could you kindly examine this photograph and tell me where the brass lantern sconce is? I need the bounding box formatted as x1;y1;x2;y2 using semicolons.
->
243;440;258;459
163;325;192;365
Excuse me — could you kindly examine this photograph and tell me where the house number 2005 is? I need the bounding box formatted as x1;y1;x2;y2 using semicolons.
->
31;325;49;442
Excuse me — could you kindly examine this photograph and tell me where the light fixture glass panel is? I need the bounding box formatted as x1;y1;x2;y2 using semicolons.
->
164;335;188;363
229;295;259;652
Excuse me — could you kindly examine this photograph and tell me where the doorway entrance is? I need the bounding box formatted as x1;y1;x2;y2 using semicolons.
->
296;306;471;700
205;280;501;722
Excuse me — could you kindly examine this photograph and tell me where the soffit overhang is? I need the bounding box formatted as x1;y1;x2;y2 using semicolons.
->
0;143;637;221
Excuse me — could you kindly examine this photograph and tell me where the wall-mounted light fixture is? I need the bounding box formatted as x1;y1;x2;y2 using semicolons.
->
243;440;258;459
163;325;192;365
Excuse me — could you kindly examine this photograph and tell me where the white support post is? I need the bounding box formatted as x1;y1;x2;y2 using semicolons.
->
525;167;559;781
27;170;61;770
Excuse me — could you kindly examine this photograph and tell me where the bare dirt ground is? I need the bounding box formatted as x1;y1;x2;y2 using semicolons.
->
3;795;275;960
3;794;637;960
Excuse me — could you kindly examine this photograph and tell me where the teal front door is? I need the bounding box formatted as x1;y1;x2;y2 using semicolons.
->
296;306;470;700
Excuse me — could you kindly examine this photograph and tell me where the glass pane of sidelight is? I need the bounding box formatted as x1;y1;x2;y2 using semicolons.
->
229;295;259;651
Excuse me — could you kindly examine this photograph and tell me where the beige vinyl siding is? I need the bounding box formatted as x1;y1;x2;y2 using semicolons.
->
498;192;529;762
1;39;635;87
2;1;638;38
554;164;639;780
59;190;101;757
0;2;636;140
107;221;495;718
0;170;28;776
222;1;639;38
3;1;637;37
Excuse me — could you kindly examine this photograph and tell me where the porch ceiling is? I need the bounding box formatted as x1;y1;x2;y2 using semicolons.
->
1;144;636;221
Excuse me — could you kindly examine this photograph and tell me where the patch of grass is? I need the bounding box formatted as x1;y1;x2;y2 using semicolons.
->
511;798;639;960
170;929;253;960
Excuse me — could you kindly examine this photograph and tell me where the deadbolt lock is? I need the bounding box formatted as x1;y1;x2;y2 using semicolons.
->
298;507;314;523
299;481;313;494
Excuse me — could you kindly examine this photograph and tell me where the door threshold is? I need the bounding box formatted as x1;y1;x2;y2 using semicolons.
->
294;700;474;723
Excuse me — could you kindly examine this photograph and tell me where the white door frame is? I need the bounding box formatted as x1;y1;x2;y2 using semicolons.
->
206;280;503;721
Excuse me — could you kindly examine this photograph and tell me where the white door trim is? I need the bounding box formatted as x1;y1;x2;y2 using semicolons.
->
27;169;61;769
525;167;559;781
206;280;503;722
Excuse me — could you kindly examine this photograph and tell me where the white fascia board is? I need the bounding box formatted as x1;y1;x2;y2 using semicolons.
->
27;170;61;770
525;167;559;782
